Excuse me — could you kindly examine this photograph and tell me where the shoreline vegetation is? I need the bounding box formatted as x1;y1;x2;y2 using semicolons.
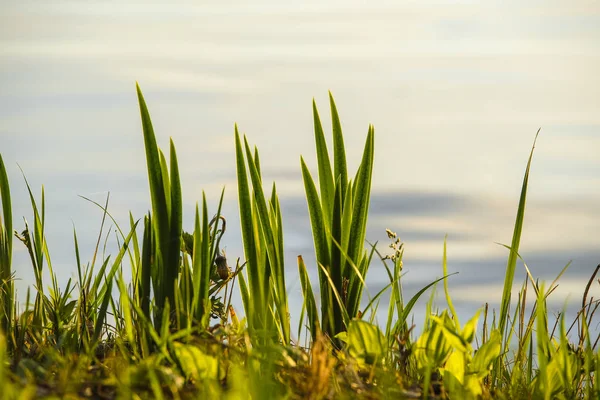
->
0;84;598;399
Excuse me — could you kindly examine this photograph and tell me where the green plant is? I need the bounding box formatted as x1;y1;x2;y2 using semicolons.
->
300;93;374;340
235;127;290;345
136;83;183;333
492;130;540;387
0;86;597;399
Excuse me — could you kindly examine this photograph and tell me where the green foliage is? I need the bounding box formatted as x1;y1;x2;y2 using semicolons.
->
337;319;387;367
0;87;597;399
235;127;290;345
493;130;540;386
136;83;183;332
301;93;375;339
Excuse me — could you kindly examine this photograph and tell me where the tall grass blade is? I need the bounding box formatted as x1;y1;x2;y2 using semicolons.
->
298;256;319;342
312;100;334;227
494;129;540;386
0;155;13;336
329;92;348;199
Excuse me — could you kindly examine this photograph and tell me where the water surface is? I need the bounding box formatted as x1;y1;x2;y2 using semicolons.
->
1;1;599;332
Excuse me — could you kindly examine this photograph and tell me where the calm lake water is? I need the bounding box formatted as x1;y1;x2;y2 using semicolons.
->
1;1;599;333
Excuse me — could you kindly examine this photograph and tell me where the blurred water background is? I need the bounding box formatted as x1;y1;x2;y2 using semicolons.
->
1;1;599;336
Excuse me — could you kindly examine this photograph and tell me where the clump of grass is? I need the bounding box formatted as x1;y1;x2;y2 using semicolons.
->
235;128;290;346
0;84;597;399
300;93;375;342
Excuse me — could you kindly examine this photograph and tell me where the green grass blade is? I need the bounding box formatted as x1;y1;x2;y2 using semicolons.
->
136;83;170;309
0;154;12;264
329;92;348;200
0;154;13;335
300;157;331;273
140;214;152;319
498;130;539;336
442;236;459;329
194;194;211;322
340;180;353;278
361;281;393;319
93;276;113;344
312;99;334;227
347;126;374;267
241;136;289;343
494;129;540;386
392;273;457;336
298;255;320;342
330;178;343;293
318;262;350;330
166;138;182;305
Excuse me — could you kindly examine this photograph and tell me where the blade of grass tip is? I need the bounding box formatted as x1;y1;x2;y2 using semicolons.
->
158;149;171;215
442;236;459;329
329;92;348;197
209;188;226;263
498;129;539;338
547;260;571;295
191;202;202;319
73;227;83;289
271;183;283;269
493;129;539;387
78;194;137;269
91;193;110;273
361;281;393;319
312;99;335;227
136;83;170;302
242;137;280;270
235;126;259;309
129;212;141;268
301;158;331;270
19;169;45;275
270;184;290;343
166;138;182;302
98;221;140;297
581;264;600;347
253;146;262;177
199;194;211;321
347;126;374;271
391;273;458;336
242;139;285;309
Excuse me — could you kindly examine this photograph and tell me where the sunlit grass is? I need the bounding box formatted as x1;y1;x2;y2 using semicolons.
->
0;85;597;399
